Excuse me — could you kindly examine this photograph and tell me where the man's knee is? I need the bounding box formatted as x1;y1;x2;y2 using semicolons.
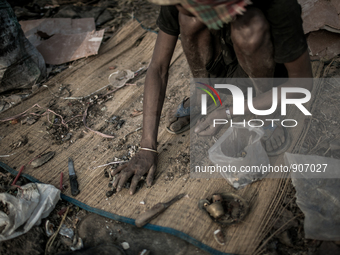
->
179;13;207;40
231;8;270;55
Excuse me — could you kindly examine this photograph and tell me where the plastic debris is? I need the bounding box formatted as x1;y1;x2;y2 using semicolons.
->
0;183;60;241
285;153;340;240
208;125;269;189
0;1;46;94
121;242;130;250
45;220;55;237
70;237;83;251
139;249;151;255
59;224;74;239
214;228;225;245
108;70;134;88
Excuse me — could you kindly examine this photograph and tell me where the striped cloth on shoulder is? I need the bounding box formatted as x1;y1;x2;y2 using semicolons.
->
181;0;252;30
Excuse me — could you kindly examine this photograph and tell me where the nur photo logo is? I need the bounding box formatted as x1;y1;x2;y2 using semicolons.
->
196;82;222;115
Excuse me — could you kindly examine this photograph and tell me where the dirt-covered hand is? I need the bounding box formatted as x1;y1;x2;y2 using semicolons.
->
194;108;227;136
111;150;157;195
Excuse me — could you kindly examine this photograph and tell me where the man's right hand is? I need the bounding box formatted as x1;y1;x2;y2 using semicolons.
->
111;150;158;195
111;31;177;195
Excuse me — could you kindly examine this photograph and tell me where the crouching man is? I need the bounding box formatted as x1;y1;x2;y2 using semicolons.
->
111;0;313;194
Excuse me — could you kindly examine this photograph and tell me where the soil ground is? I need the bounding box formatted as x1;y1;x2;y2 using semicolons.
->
1;1;340;255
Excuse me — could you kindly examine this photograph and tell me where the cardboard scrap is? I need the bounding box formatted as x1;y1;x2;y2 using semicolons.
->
299;0;340;34
307;30;340;60
298;0;340;60
19;18;104;65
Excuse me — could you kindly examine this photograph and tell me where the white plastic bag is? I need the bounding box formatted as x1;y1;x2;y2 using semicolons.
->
208;125;269;189
285;153;340;240
0;183;60;241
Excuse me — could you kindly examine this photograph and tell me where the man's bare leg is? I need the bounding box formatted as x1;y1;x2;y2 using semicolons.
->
231;7;285;153
167;11;218;132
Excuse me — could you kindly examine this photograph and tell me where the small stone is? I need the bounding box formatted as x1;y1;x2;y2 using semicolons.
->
233;182;240;189
121;242;130;250
62;133;72;142
32;84;39;93
27;118;36;125
140;200;145;205
59;224;74;239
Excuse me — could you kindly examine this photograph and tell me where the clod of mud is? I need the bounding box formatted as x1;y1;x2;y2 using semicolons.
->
109;116;125;130
106;189;116;197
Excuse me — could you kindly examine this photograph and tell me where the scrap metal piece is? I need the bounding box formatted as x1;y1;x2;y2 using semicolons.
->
198;193;249;226
206;202;225;219
30;151;55;168
135;194;185;228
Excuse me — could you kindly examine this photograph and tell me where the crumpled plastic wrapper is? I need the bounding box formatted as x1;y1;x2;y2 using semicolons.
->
0;183;60;241
208;125;269;189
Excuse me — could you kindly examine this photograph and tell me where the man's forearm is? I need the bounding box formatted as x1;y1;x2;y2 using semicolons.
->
140;67;168;149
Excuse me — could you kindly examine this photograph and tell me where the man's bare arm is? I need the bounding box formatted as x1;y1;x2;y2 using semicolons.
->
111;31;178;195
141;31;178;149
